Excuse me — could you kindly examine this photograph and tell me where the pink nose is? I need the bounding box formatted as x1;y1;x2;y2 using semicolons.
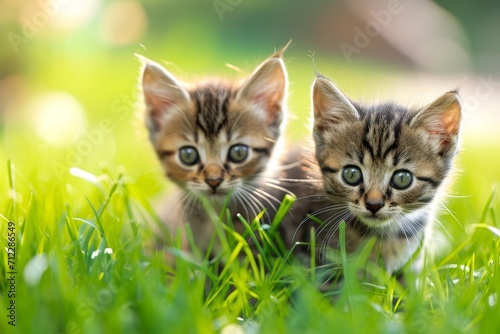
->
365;199;384;214
205;178;223;190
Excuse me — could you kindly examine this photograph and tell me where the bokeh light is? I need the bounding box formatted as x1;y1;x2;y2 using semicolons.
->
50;0;101;31
99;0;147;46
30;91;87;147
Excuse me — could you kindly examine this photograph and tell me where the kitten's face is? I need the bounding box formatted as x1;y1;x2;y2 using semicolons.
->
140;54;287;199
312;75;461;232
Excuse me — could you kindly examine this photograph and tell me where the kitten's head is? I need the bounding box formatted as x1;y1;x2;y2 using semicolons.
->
140;50;288;199
312;74;461;233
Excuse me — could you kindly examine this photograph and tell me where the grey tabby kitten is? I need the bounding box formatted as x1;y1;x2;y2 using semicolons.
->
303;73;462;273
140;46;290;254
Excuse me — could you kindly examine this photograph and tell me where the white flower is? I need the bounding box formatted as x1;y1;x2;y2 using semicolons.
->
91;248;113;259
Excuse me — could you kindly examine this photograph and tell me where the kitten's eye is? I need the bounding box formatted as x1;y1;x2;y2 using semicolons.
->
391;170;413;190
228;144;249;163
179;146;199;166
342;166;362;186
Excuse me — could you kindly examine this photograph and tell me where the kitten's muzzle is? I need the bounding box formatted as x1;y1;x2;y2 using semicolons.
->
203;165;224;191
365;199;384;214
364;189;385;214
205;177;223;191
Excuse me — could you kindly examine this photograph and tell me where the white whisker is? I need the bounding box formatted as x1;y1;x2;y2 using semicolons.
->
243;187;270;222
291;203;349;242
438;201;464;230
260;182;295;196
233;190;251;222
241;184;278;215
237;189;261;222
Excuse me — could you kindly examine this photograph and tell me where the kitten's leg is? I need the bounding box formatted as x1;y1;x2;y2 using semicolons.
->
154;190;190;264
379;234;422;275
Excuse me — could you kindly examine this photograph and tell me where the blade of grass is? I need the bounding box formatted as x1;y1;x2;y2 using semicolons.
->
70;167;106;195
64;203;77;242
310;227;316;283
270;194;295;235
96;173;123;218
74;217;103;236
479;185;497;225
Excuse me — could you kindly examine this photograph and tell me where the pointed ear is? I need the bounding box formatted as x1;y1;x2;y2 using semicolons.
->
236;56;287;127
411;91;462;151
312;74;359;131
139;56;191;133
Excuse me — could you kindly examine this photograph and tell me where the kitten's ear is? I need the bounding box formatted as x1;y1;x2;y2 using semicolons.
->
411;91;462;151
236;54;287;127
312;74;359;130
139;56;191;133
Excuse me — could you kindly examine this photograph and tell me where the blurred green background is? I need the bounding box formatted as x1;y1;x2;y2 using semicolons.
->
1;0;499;245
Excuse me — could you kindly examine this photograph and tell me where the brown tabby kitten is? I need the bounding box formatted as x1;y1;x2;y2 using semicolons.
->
140;47;290;253
302;73;462;274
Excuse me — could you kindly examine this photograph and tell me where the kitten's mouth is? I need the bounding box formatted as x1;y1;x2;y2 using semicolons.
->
205;189;228;198
357;213;392;227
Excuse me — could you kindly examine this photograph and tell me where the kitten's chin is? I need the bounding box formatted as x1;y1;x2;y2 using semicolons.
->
202;189;229;200
356;214;393;228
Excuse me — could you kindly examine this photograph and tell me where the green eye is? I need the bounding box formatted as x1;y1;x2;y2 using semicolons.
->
228;144;249;163
391;170;413;190
179;146;199;166
342;166;362;186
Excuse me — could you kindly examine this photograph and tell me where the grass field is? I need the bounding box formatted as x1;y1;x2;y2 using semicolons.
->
1;47;500;333
1;146;499;334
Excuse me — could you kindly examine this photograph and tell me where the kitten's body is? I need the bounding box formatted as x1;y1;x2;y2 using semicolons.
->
288;74;462;273
140;46;292;254
264;75;462;274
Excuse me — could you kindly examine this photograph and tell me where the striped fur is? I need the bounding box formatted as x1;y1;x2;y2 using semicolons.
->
309;74;462;273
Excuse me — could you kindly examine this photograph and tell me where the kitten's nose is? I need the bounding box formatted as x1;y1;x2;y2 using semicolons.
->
365;199;384;214
205;177;223;190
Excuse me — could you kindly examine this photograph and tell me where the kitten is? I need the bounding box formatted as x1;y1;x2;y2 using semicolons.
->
303;73;462;274
139;46;290;254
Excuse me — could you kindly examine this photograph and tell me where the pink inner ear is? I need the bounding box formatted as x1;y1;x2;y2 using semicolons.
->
313;85;341;124
243;79;283;125
425;100;461;137
425;105;461;152
144;84;188;133
144;91;170;124
442;106;461;135
252;90;282;124
146;90;177;110
313;89;326;119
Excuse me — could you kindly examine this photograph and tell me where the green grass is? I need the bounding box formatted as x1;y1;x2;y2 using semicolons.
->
1;0;499;331
1;150;499;334
1;39;500;334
